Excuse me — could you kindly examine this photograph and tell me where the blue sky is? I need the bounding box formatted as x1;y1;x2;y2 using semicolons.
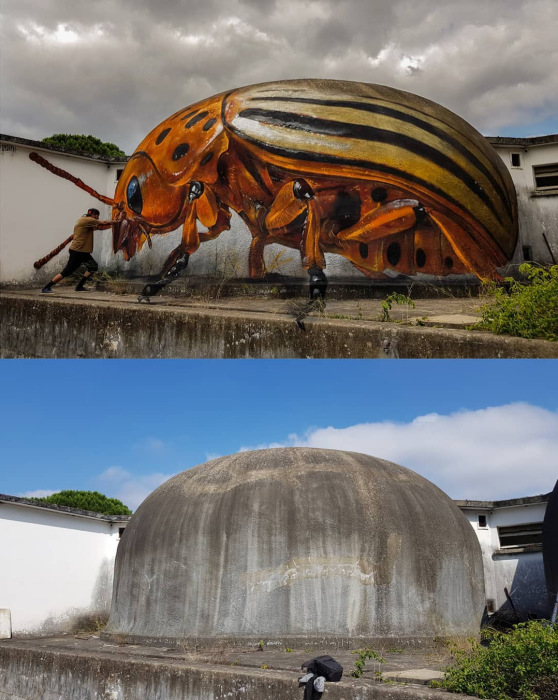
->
1;360;557;509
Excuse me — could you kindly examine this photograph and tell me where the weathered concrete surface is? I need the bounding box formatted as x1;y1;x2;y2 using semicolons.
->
106;449;485;646
0;635;472;700
1;289;556;358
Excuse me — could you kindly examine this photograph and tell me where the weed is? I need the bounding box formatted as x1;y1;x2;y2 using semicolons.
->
380;292;416;322
431;620;558;699
73;613;108;636
265;250;293;274
472;264;558;341
285;647;293;653
258;640;264;651
350;648;386;678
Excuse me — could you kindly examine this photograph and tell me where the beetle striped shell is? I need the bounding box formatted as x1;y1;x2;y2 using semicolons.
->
223;79;517;265
114;79;517;278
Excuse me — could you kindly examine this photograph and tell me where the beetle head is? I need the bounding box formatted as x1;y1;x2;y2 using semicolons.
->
112;94;229;260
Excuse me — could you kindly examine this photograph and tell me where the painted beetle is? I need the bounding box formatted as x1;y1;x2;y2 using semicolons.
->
54;79;524;300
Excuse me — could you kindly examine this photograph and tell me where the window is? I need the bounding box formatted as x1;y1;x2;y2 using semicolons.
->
478;514;487;528
497;522;543;548
533;164;558;190
522;246;533;261
118;527;126;539
116;168;124;181
511;153;521;167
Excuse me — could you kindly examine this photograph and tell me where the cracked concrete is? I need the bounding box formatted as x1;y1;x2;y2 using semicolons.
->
1;288;556;358
0;635;472;700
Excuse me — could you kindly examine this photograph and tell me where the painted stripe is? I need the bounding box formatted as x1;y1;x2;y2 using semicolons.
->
226;123;513;254
253;96;512;215
236;108;505;227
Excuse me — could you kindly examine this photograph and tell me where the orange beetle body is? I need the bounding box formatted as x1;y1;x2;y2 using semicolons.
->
112;79;518;296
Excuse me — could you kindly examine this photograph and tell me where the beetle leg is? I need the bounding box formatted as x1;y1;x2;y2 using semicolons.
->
265;179;327;298
137;182;206;301
336;199;429;243
247;205;270;279
429;211;504;280
199;203;231;243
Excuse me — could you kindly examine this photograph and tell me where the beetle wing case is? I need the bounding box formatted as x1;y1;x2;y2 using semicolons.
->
223;79;517;263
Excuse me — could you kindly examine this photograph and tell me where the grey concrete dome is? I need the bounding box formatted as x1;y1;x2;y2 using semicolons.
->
106;448;485;647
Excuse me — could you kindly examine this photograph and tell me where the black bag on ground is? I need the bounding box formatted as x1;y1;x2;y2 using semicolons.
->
302;655;343;682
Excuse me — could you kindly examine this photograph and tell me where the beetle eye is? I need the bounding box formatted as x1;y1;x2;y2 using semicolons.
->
127;176;143;215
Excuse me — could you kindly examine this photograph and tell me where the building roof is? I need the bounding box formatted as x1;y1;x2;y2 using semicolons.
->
0;493;132;522
486;134;558;147
0;133;129;163
455;493;550;510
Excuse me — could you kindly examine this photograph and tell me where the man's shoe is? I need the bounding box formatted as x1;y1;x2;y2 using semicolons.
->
75;286;89;292
41;286;53;293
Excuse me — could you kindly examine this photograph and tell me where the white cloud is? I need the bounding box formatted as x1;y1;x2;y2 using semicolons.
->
19;489;57;498
96;466;177;510
240;404;558;500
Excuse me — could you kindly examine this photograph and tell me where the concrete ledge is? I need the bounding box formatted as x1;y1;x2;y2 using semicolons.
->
0;638;469;700
2;291;556;358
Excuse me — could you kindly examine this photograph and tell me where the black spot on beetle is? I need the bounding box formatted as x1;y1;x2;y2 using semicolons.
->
332;190;361;231
359;243;369;259
185;111;209;128
444;256;454;269
416;248;426;268
172;143;190;161
203;118;217;131
372;187;388;202
155;128;171;145
387;242;401;266
180;110;198;121
200;152;214;166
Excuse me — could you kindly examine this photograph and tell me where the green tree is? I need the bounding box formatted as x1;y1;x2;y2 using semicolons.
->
41;134;126;158
34;490;132;515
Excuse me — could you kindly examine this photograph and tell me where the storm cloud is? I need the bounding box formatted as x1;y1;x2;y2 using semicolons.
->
1;0;557;154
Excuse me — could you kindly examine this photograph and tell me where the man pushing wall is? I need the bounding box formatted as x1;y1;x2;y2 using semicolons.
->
41;208;113;293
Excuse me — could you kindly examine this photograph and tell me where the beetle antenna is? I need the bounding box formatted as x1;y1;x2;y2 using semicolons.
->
29;152;115;206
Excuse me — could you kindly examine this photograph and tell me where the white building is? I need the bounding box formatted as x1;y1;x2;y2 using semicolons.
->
456;493;550;620
487;135;558;266
1;132;557;286
0;494;129;637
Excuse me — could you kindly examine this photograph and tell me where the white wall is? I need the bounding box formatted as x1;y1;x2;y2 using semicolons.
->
0;501;125;636
0;141;120;285
460;500;548;618
491;141;558;265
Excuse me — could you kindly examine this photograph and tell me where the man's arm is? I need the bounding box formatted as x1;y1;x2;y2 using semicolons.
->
95;221;114;230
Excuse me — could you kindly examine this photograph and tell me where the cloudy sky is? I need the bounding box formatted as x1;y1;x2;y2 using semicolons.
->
1;360;556;511
1;0;557;154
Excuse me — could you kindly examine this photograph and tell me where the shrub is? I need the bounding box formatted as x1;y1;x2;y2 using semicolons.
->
433;621;558;699
33;490;132;515
473;264;558;341
42;134;126;158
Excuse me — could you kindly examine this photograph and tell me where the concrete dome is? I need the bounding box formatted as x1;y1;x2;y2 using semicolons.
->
106;448;485;647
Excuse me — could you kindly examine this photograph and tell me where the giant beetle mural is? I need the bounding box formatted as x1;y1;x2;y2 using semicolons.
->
32;79;518;300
